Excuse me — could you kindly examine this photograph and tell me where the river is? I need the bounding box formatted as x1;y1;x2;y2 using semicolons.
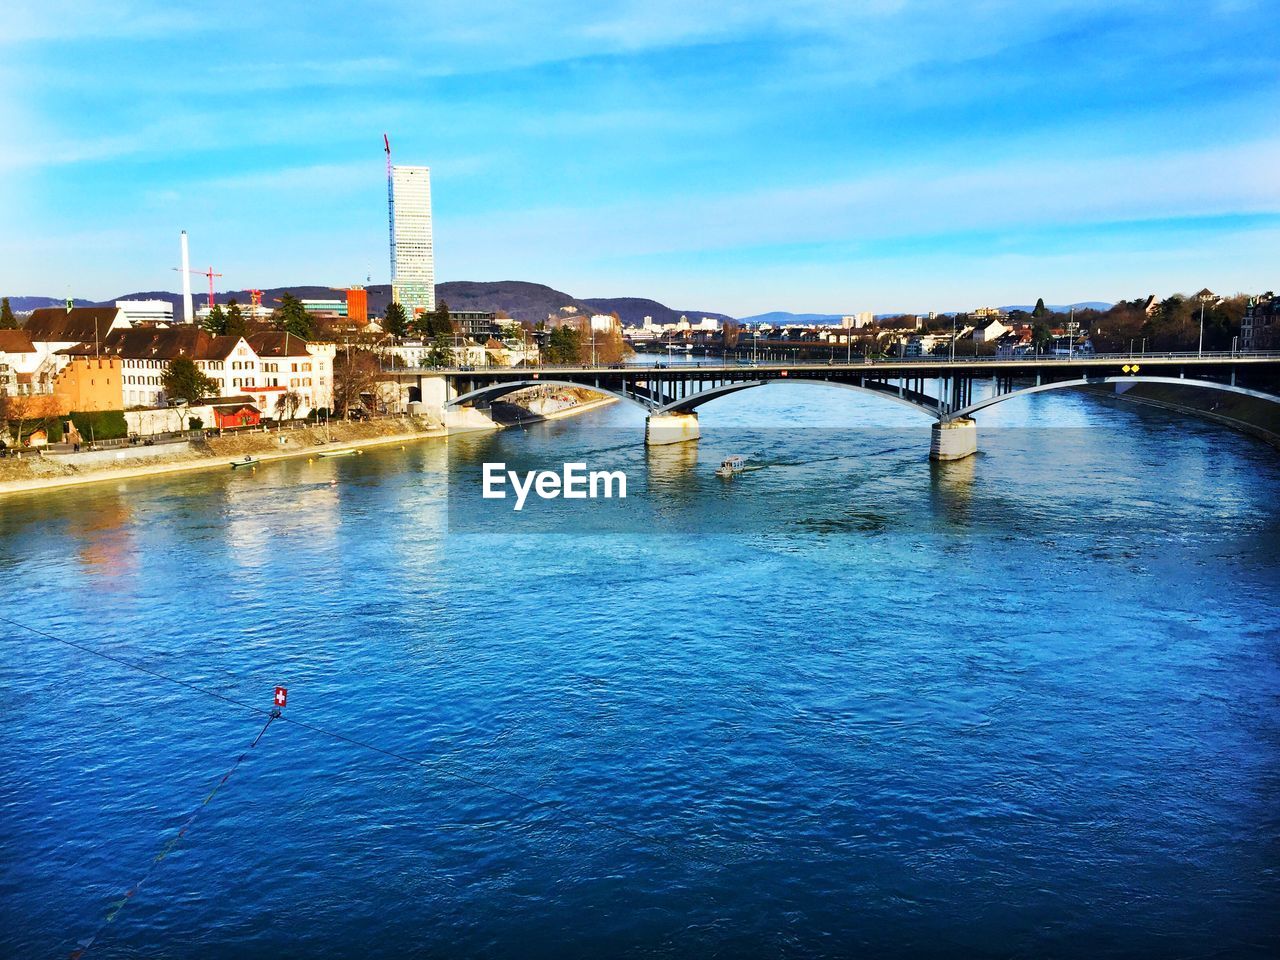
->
2;384;1278;958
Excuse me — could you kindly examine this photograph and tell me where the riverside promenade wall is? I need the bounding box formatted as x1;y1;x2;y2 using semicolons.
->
0;418;447;498
1085;382;1280;450
1;389;622;499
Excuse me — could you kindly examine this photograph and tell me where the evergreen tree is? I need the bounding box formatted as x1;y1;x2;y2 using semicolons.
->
161;356;217;404
0;297;16;329
225;299;244;330
425;331;453;366
1032;298;1048;318
384;301;409;338
545;325;582;364
276;292;313;339
201;303;227;336
225;301;249;340
427;300;452;337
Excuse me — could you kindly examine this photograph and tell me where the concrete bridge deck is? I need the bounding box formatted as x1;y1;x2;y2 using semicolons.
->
395;351;1280;459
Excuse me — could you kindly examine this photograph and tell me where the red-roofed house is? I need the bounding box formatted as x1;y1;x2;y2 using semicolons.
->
58;327;255;409
205;395;262;429
0;329;41;396
246;331;335;415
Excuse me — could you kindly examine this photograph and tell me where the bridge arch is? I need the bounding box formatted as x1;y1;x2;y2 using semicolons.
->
445;379;653;412
657;377;942;418
653;380;764;413
448;374;951;418
951;375;1280;420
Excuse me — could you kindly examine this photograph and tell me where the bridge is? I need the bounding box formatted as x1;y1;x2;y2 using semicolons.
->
400;352;1280;460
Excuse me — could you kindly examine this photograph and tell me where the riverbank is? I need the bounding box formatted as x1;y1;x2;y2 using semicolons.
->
0;418;448;498
497;390;619;425
1086;382;1280;450
0;390;621;498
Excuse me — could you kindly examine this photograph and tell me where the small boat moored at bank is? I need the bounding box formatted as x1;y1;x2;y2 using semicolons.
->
231;456;260;469
716;455;746;477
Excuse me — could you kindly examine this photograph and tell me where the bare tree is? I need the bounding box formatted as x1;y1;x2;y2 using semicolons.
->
275;390;303;422
332;348;381;417
2;393;51;449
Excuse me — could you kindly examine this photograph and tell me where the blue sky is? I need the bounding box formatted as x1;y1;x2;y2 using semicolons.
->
3;0;1278;314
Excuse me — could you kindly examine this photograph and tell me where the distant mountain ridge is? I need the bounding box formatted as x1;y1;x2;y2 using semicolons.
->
743;303;1114;324
8;281;737;326
7;285;1115;325
739;311;847;324
584;297;735;327
999;302;1112;313
7;296;97;312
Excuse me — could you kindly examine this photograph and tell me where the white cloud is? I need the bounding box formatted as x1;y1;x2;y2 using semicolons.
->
441;137;1280;262
0;0;207;43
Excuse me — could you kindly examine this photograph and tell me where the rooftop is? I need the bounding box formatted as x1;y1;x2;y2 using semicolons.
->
0;329;36;354
24;306;123;344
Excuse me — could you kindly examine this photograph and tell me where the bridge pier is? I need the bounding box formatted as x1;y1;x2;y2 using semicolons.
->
646;411;700;446
417;374;452;423
930;417;977;461
445;405;500;433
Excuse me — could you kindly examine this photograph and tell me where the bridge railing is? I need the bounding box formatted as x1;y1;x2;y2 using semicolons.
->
396;350;1280;374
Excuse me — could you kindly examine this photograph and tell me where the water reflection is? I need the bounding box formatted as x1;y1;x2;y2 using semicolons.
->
928;455;977;527
645;441;699;486
74;498;137;581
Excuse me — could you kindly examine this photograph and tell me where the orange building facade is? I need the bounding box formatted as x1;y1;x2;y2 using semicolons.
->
346;287;368;325
52;356;123;414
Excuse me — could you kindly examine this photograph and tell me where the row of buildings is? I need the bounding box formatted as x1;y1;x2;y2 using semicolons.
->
67;287;375;331
0;305;336;428
1241;293;1278;350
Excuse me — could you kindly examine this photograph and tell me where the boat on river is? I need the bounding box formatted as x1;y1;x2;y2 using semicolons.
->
319;449;359;458
230;456;259;469
716;455;746;477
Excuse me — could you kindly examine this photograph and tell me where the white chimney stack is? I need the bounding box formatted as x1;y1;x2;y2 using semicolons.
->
180;230;194;323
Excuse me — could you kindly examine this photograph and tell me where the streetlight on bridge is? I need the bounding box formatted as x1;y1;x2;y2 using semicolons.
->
1197;288;1217;358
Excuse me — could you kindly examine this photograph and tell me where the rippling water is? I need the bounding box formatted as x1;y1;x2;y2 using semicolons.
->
2;385;1278;958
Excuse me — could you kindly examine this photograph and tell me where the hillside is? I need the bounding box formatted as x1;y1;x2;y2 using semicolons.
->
1000;302;1112;313
12;280;737;326
739;311;846;325
9;284;1117;326
584;297;736;327
7;296;96;312
435;281;596;322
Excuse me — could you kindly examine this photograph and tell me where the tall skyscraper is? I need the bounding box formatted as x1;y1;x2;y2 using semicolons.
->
390;165;435;314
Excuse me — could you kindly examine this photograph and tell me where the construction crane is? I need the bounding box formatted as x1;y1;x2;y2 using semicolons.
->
385;133;395;292
173;265;223;311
